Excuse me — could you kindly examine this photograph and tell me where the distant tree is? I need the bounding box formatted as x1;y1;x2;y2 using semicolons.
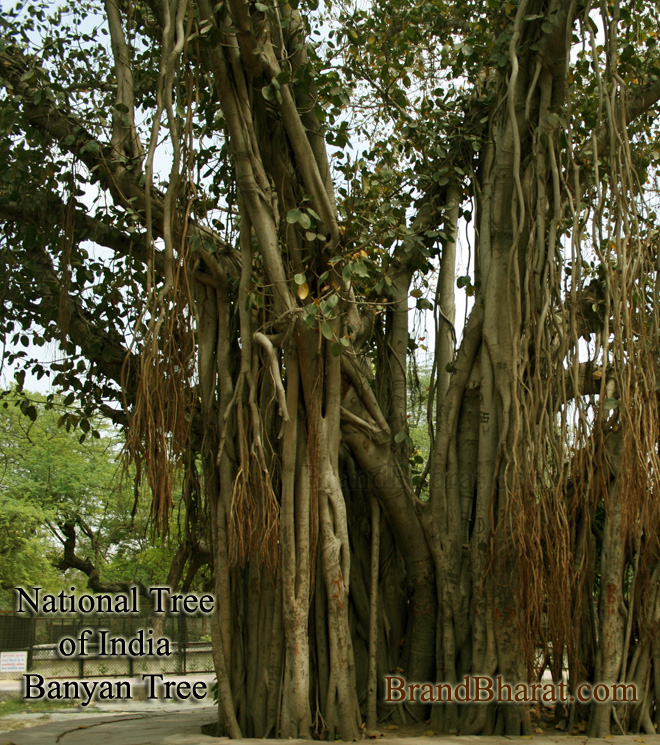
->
0;392;203;608
0;488;60;611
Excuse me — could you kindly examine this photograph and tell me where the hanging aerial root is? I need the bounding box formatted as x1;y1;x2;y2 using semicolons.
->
122;275;196;534
497;0;660;684
120;8;198;536
227;368;281;571
228;444;281;571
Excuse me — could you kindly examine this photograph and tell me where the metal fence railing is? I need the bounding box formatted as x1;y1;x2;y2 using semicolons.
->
0;612;214;679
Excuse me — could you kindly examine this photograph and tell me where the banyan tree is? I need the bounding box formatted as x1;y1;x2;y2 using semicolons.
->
1;0;660;736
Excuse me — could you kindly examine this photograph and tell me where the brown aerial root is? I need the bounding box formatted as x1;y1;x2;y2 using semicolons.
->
120;14;196;537
122;265;196;535
227;405;281;572
501;0;660;693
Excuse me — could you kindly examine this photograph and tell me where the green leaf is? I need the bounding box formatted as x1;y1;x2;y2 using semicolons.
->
320;321;334;339
287;209;311;229
294;273;307;285
20;70;37;85
394;431;407;444
352;262;369;278
81;139;101;156
603;398;619;410
325;293;339;310
254;2;268;10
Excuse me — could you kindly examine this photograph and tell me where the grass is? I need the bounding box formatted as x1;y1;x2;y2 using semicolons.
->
0;694;74;718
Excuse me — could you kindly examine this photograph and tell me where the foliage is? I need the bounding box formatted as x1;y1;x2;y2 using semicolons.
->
0;391;186;608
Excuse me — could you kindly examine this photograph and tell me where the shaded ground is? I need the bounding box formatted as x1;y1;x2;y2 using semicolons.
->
0;676;655;742
2;711;660;745
0;705;634;738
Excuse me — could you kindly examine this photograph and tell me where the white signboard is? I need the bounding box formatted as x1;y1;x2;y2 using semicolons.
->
0;651;28;672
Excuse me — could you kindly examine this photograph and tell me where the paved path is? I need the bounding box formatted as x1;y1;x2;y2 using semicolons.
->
0;674;218;743
2;711;660;745
2;678;660;745
0;708;218;744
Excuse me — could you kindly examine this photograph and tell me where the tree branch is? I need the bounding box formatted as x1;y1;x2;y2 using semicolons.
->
56;521;150;597
21;241;134;389
0;47;234;283
0;198;164;274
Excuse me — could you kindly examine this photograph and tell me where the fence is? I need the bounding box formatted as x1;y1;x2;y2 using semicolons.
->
0;612;214;679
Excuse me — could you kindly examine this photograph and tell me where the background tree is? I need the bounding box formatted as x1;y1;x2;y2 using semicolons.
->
1;0;660;737
0;391;203;607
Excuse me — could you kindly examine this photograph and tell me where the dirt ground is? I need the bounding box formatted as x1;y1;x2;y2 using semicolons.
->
0;702;653;738
364;704;598;739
